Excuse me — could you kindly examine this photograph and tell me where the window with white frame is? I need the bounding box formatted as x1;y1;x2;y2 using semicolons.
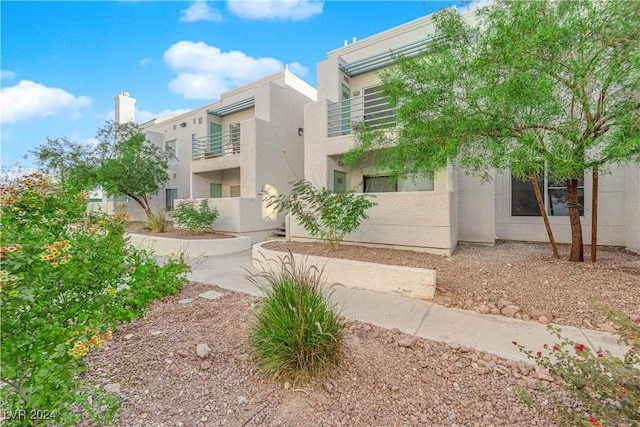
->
165;139;178;160
363;85;395;130
363;173;434;193
511;172;584;217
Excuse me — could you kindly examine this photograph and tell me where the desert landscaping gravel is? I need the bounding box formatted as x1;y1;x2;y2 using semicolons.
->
85;283;584;427
83;239;638;425
266;240;640;332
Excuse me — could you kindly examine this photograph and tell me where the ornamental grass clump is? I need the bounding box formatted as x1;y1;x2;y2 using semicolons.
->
170;199;218;233
515;303;639;427
249;253;344;383
144;209;167;233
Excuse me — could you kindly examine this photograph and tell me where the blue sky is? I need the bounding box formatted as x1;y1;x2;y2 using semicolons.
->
1;0;461;169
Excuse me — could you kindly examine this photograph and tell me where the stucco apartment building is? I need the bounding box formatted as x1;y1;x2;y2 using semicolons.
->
114;69;316;242
294;9;640;255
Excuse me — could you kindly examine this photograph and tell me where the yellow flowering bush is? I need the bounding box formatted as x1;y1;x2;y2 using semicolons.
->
0;174;189;426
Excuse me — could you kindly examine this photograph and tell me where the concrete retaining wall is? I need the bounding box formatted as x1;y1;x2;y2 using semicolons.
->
128;233;251;257
252;241;436;300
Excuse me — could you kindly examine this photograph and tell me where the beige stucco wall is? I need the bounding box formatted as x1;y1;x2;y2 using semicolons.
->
494;164;639;249
456;169;495;244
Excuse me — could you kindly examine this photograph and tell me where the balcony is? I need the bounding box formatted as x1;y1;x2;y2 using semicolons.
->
192;126;241;161
327;87;395;137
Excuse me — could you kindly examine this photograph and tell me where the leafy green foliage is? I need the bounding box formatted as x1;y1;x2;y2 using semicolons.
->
347;0;640;261
32;120;172;216
249;253;344;383
515;305;639;426
170;199;219;233
0;173;190;426
266;180;376;250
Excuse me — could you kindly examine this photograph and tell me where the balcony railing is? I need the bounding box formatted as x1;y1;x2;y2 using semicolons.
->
327;88;395;137
192;127;241;160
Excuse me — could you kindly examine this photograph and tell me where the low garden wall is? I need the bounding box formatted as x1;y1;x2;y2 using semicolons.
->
128;233;251;257
252;241;436;300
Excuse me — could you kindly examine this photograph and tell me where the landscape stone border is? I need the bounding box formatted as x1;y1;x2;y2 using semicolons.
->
128;233;251;257
252;240;436;300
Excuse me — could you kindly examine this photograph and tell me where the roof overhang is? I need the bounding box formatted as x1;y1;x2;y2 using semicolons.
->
338;35;437;77
207;96;255;117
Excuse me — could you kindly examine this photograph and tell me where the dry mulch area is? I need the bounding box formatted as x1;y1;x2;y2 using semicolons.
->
84;283;579;426
265;240;640;332
126;222;233;240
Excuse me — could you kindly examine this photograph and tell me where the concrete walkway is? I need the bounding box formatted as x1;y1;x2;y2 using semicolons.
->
186;250;629;363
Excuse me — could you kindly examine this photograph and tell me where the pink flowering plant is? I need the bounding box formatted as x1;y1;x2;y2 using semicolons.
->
514;306;639;427
0;174;189;426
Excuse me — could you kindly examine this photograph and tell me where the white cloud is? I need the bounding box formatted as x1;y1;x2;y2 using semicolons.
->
163;41;308;99
139;58;153;67
288;62;308;77
180;1;223;23
227;0;323;21
1;70;17;82
0;80;90;124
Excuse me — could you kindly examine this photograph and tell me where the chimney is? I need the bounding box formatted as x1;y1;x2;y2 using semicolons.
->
114;91;136;124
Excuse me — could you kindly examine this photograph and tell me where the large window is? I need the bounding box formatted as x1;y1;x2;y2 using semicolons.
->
165;139;178;160
363;86;395;130
228;123;240;154
363;173;434;193
511;173;584;217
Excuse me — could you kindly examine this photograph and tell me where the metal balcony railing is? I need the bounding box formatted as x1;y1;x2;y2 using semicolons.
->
192;127;241;160
327;88;396;137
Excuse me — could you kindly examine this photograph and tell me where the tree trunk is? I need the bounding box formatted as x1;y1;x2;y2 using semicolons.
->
591;167;599;263
529;169;559;259
128;193;152;217
567;178;584;262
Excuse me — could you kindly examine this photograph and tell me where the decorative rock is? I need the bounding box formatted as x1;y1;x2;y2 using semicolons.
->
497;299;512;310
597;322;617;333
125;334;134;340
178;298;195;304
196;343;211;359
629;314;640;323
482;353;492;362
198;290;224;300
514;313;522;320
490;308;501;315
477;304;490;314
397;337;416;348
538;316;550;324
284;381;291;390
501;305;520;318
104;383;120;394
535;365;554;382
177;350;189;357
199;361;211;370
150;331;163;336
531;309;554;321
237;396;248;405
521;314;530;321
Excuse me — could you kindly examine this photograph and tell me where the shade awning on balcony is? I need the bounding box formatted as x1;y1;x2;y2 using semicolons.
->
338;35;437;77
207;96;255;117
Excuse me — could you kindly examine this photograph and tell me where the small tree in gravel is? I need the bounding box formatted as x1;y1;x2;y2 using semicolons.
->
249;253;344;383
170;199;219;233
266;179;376;250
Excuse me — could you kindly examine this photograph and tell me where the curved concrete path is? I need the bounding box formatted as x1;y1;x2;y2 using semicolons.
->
185;250;629;363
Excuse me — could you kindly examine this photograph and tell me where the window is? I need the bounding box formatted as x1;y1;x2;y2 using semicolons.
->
165;188;177;211
511;173;584;217
209;183;222;198
230;185;241;198
363;173;433;193
363;85;395;130
165;139;178;160
114;194;128;202
228;123;240;154
198;117;203;125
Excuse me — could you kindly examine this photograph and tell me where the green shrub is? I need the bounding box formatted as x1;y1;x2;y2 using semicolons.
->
266;179;376;250
0;173;190;426
144;209;167;232
170;199;218;233
249;253;344;383
515;304;639;427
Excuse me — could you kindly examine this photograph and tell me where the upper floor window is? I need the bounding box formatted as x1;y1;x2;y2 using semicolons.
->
165;139;178;160
363;85;395;130
511;172;584;217
228;123;240;154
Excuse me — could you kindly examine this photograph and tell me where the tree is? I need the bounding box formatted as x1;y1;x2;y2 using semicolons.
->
266;180;376;250
346;0;640;262
33;121;172;216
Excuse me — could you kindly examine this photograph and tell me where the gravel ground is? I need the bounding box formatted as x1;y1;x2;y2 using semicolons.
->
126;222;233;240
265;240;640;332
84;283;581;427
